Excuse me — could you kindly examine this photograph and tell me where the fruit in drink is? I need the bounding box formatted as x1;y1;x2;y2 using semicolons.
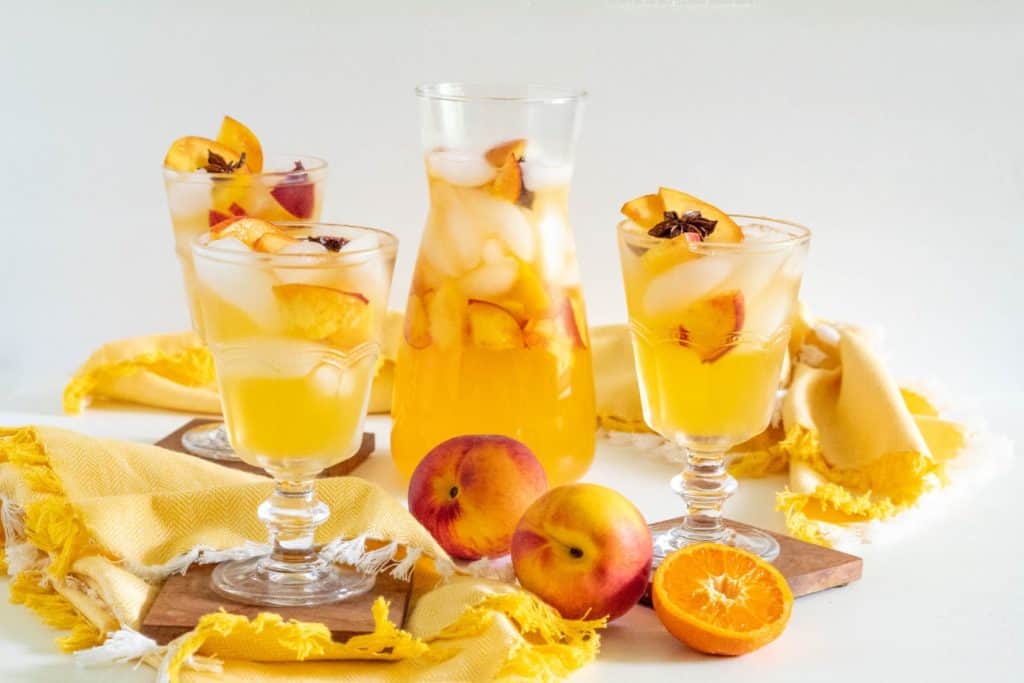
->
408;435;548;560
511;483;652;621
652;544;793;655
677;291;745;362
216;115;264;173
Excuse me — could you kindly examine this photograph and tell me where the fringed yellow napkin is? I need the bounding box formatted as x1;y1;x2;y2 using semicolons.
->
0;427;604;682
597;306;1007;548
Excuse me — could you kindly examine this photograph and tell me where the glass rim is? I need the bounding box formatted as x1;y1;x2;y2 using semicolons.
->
415;82;587;104
192;222;398;267
617;214;811;252
162;153;329;183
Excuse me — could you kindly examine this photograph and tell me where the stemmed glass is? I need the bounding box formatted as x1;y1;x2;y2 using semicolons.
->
617;215;810;562
192;223;396;606
163;155;328;461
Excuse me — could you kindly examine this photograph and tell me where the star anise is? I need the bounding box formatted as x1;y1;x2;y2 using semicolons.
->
203;150;247;174
648;210;717;240
307;235;348;252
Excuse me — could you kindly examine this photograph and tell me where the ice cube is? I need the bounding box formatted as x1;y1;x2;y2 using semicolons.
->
481;238;505;264
535;212;567;281
782;247;807;279
428;149;496;187
215;337;325;379
279;240;329;255
208;236;250;252
643;256;734;317
724;250;788;300
194;250;280;328
475;194;535;262
521;161;573;191
460;256;519;298
744;282;796;342
437;187;484;271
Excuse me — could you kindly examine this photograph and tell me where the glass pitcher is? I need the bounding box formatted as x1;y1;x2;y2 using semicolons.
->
391;83;596;485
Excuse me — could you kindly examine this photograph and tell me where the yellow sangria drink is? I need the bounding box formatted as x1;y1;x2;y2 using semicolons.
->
391;84;596;485
618;188;810;561
163;116;327;337
193;218;396;479
392;140;595;485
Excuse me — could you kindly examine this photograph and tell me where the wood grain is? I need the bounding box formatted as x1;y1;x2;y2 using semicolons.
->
155;418;374;478
642;517;862;605
141;564;412;645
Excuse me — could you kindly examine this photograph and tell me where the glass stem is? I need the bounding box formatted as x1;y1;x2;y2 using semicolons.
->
673;447;737;543
258;477;329;573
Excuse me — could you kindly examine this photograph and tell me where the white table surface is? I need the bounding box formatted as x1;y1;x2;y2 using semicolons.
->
0;383;1019;683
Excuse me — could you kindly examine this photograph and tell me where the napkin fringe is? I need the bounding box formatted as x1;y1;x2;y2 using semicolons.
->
74;627;160;667
63;343;214;415
156;597;426;683
436;591;606;680
9;569;104;652
321;534;442;581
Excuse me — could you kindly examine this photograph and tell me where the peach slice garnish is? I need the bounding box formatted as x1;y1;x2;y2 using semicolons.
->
273;284;371;348
467;300;524;350
677;290;745;362
621;193;665;230
657;187;743;243
252;231;299;253
210;216;279;246
164;136;248;173
484;139;527;168
404;293;432;349
216;116;263;173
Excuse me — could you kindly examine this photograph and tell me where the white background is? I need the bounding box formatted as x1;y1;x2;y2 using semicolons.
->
0;1;1022;682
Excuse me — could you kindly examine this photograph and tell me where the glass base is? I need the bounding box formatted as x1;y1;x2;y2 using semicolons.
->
181;422;238;461
652;525;780;566
211;555;375;607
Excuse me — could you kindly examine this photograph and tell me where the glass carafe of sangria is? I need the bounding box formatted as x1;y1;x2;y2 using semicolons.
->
391;83;596;485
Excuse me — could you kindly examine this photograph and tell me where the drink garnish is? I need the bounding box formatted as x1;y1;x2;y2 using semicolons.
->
307;235;348;252
203;150;247;174
649;210;717;241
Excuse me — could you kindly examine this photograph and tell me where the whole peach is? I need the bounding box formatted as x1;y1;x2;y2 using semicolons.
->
511;483;652;621
408;435;548;560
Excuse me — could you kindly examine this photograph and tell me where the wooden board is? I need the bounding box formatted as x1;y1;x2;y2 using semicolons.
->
140;564;411;645
155;418;374;478
641;517;862;605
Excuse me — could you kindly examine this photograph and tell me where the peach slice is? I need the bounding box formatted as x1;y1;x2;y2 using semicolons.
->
677;290;745;362
484;138;527;167
271;168;316;219
621;193;665;230
467;300;524;350
489;153;525;203
404;293;432;349
640;238;700;276
164;136;248;173
505;260;550;318
425;282;466;350
208;209;231;227
657;187;743;243
273;284;371;348
210;216;279;246
563;295;589;348
216;116;264;173
253;231;299;253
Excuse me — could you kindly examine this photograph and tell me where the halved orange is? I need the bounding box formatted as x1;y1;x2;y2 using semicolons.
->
652;543;793;656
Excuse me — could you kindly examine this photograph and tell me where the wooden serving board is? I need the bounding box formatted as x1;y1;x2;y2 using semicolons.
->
143;419;400;644
141;564;411;645
155;418;374;478
641;517;862;606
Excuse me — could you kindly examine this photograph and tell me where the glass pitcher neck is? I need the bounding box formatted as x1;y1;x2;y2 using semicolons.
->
417;82;585;167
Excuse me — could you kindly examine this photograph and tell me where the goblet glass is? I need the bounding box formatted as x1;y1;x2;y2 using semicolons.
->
617;215;810;562
164;154;328;460
192;223;396;606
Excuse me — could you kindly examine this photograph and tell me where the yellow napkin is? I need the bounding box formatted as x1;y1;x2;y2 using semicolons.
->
0;427;603;682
